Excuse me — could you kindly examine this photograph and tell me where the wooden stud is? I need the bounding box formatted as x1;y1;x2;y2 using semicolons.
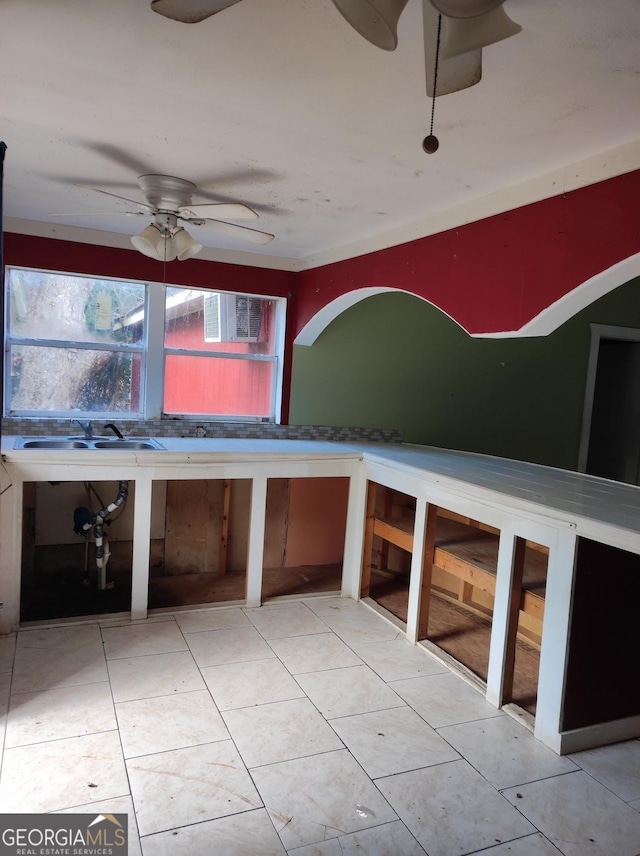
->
361;481;377;597
373;517;414;552
379;486;392;572
219;479;231;575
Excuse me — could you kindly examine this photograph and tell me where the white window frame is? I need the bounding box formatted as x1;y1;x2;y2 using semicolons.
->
4;266;287;423
157;285;286;423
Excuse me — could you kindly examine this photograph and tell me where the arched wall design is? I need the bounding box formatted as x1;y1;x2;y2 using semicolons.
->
293;169;640;340
295;252;640;345
289;276;640;470
294;286;466;345
513;252;640;338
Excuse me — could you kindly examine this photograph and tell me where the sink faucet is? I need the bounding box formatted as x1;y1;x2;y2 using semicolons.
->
104;423;124;440
71;419;94;439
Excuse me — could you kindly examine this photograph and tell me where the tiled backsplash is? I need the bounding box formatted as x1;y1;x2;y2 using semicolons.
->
2;417;402;444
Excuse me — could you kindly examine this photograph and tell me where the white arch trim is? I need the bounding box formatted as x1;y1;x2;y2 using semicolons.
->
294;253;640;345
294;287;467;346
474;252;640;338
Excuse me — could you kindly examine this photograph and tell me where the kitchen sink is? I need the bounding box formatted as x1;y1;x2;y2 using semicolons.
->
14;437;164;450
21;439;89;449
93;440;162;450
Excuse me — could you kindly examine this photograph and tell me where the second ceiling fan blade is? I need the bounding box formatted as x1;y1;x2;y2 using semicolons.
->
76;185;155;212
180;202;258;220
48;211;144;217
205;219;275;245
151;0;243;23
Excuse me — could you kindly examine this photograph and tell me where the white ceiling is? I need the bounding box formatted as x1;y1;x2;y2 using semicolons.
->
2;0;640;271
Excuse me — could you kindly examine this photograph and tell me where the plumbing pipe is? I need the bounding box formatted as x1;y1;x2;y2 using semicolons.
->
80;480;129;590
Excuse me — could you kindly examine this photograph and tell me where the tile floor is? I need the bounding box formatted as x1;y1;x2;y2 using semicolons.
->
1;597;639;856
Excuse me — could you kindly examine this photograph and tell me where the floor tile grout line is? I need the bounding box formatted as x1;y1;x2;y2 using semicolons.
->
136;805;277;845
103;646;190;661
458;831;564;856
122;733;242;763
0;637;18;781
323;701;411;723
4;725;123;753
114;685;214;708
8;677;112;698
103;629;145;852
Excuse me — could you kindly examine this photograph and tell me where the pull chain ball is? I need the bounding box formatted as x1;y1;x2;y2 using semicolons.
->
424;15;443;155
422;134;439;154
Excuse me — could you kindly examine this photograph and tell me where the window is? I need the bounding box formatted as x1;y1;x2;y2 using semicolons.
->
4;267;286;422
162;286;283;419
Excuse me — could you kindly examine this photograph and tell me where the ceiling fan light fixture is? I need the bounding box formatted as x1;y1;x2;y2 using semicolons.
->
159;234;178;263
331;0;411;50
131;221;203;262
131;223;166;259
173;227;203;261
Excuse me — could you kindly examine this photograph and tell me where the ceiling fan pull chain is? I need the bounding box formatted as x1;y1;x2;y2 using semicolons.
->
423;13;442;154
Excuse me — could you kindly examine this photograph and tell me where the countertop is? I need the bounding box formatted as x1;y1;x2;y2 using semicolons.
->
3;436;640;548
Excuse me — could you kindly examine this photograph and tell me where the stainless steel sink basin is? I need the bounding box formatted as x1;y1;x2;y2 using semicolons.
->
93;440;162;450
15;436;164;450
21;439;89;449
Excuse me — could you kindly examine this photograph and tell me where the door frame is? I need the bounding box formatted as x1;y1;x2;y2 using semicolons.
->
577;323;640;473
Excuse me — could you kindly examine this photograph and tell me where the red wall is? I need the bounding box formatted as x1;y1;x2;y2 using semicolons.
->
294;170;640;337
5;169;640;418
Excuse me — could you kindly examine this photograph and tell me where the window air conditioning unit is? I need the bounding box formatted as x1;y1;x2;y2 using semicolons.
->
203;293;262;343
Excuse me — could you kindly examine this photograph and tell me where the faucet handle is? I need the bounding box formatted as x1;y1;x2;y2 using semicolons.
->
70;418;93;439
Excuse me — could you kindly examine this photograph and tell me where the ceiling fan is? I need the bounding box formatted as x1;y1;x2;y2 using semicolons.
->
81;173;274;262
150;0;521;99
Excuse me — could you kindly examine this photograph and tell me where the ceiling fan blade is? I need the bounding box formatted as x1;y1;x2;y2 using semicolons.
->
179;203;258;221
197;167;279;187
193;189;277;216
47;211;144;218
423;0;482;96
429;0;504;19
151;0;243;23
85;144;156;176
205;219;275;245
74;184;155;212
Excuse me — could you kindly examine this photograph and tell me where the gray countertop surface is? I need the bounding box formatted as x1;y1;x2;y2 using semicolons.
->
3;436;640;547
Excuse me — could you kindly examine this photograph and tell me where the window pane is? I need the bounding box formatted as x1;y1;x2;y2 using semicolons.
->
164;354;273;417
7;268;145;346
165;288;278;356
8;345;142;414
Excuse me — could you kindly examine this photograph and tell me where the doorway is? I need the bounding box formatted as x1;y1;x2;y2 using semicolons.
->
579;324;640;484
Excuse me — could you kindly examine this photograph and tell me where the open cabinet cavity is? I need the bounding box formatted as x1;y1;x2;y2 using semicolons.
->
147;476;350;610
20;479;148;622
263;476;349;600
148;478;251;609
361;481;548;717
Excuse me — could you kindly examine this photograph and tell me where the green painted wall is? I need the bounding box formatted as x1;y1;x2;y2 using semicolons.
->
290;277;640;469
